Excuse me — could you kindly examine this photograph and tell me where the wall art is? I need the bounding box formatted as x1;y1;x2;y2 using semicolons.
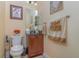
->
48;16;70;45
10;5;23;20
50;1;63;15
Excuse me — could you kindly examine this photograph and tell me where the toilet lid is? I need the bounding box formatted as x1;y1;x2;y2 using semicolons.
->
11;45;23;51
12;35;22;46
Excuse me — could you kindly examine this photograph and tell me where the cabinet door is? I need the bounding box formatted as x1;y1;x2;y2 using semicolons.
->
28;34;43;57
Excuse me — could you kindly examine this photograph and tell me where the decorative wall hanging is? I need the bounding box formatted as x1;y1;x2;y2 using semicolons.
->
10;5;23;20
48;16;70;45
50;1;63;15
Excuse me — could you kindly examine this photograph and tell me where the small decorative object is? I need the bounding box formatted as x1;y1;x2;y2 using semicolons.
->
50;1;63;15
10;5;23;20
48;16;70;45
26;28;30;35
14;29;21;34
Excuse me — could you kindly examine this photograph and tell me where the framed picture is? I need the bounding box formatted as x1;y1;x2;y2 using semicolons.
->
48;16;70;46
50;1;63;15
10;5;23;20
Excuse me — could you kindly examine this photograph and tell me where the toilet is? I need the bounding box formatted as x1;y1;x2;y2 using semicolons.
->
10;29;24;58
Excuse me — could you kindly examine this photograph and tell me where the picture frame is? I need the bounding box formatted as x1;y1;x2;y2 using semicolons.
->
48;16;70;46
10;5;23;20
50;1;63;15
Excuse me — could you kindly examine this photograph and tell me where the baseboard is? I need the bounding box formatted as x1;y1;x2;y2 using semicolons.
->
43;53;49;58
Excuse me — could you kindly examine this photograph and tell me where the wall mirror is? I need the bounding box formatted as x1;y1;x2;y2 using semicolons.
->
25;8;40;28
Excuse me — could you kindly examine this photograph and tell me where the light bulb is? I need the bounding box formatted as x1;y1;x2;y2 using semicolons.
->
34;3;37;6
31;1;34;4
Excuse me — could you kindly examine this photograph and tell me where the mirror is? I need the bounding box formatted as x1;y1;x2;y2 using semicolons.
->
25;7;41;35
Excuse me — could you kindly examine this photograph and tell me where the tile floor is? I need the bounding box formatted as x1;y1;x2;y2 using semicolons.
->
23;55;46;58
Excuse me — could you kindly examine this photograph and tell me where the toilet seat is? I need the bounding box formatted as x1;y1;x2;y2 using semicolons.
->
10;45;24;57
11;45;23;51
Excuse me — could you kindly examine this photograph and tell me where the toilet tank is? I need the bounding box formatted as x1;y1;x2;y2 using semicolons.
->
12;35;22;46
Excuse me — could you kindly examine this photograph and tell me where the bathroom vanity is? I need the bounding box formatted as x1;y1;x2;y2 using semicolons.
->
28;33;44;57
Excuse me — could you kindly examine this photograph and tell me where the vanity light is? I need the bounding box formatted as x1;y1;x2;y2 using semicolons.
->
31;1;34;4
26;1;37;6
34;2;38;6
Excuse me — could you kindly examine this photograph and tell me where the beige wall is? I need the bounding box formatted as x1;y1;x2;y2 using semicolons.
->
38;1;79;57
5;1;37;36
4;1;37;48
0;1;37;57
0;2;5;57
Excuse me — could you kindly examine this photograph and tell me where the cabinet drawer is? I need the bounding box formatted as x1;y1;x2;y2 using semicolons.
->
28;34;44;57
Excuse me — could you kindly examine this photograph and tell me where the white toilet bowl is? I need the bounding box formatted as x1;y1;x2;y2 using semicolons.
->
10;45;24;58
10;34;24;58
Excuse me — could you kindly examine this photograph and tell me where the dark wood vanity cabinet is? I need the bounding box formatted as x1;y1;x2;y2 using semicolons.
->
28;34;44;57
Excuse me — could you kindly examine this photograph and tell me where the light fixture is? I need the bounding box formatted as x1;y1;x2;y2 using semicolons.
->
34;3;37;6
27;1;37;6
